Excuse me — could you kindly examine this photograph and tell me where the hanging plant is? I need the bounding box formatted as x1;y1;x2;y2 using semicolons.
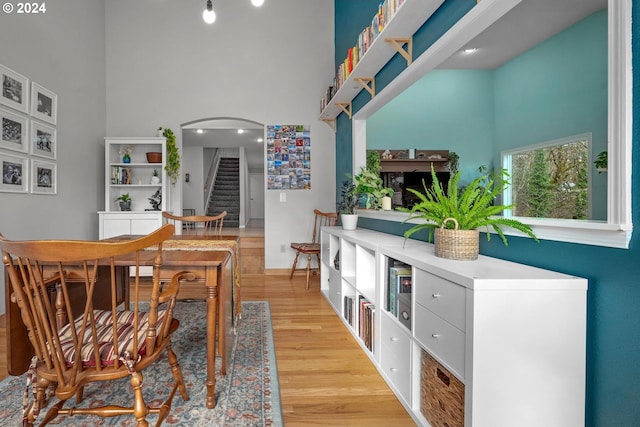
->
159;127;181;185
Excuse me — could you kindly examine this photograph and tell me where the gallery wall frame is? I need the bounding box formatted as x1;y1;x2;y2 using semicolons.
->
30;119;56;160
31;158;56;195
0;151;28;193
0;64;29;114
0;107;28;153
30;82;57;125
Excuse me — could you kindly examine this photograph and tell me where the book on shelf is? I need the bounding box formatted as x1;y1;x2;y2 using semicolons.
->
358;295;375;352
320;0;405;112
388;263;411;315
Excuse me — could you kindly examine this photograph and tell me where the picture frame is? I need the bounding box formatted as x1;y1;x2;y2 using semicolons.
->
31;158;56;195
0;152;28;193
30;82;57;125
0;64;29;114
0;107;28;153
30;119;56;159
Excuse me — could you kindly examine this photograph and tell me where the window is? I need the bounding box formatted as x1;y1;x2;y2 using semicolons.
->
502;134;591;220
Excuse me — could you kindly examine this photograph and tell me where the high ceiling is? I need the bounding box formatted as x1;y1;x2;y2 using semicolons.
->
181;0;607;172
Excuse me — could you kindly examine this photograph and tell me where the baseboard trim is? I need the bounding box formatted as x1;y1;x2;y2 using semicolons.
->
264;269;291;276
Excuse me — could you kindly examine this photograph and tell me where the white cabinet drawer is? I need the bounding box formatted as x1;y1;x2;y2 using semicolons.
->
381;312;412;353
414;269;466;331
381;314;412;403
414;304;465;380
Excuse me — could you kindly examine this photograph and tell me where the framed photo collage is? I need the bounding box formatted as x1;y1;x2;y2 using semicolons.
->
0;64;57;194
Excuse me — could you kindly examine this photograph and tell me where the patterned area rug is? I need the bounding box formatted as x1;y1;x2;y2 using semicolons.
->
0;301;282;426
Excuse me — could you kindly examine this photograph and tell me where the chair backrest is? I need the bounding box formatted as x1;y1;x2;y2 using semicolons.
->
162;211;227;235
0;224;178;397
310;209;338;243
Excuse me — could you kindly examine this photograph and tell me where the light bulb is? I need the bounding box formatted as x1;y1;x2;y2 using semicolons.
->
251;0;264;7
203;0;216;24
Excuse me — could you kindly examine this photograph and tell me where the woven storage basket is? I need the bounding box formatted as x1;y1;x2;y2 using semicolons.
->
434;218;479;261
421;350;465;427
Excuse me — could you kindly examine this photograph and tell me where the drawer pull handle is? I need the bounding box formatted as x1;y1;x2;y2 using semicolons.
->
390;337;398;342
390;368;398;373
432;293;440;298
432;333;440;338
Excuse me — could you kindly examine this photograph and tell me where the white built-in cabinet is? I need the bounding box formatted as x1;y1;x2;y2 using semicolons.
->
98;138;167;239
320;227;587;427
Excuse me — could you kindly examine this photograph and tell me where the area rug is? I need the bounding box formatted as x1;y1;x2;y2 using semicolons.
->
0;301;282;426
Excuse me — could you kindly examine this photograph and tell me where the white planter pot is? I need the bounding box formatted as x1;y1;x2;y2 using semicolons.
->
341;214;358;230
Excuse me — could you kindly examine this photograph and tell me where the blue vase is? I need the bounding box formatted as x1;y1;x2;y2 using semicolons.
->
123;154;131;163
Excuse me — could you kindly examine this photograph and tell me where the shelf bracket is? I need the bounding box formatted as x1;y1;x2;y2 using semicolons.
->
321;118;336;131
335;102;352;119
385;37;413;66
354;77;376;99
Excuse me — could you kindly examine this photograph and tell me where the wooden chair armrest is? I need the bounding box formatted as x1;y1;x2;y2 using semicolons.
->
159;271;197;304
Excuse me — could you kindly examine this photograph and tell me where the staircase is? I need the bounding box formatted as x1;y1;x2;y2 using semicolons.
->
207;157;240;227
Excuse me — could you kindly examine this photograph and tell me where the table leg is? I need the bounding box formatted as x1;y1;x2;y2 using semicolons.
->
205;267;218;409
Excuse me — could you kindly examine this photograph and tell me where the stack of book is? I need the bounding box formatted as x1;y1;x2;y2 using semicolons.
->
387;261;411;317
320;0;406;113
359;295;375;351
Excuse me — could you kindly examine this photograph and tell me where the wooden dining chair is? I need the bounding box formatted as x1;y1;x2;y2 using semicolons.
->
289;209;338;289
0;224;195;426
162;211;227;236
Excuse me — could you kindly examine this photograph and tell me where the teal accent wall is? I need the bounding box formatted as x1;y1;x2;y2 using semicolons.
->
334;1;640;425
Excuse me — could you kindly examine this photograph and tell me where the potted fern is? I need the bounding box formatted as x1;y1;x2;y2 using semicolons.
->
400;167;538;260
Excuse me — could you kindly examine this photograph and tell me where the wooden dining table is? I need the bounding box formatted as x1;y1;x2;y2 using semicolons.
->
3;234;241;410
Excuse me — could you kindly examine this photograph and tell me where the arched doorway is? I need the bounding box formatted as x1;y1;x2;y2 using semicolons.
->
181;117;264;227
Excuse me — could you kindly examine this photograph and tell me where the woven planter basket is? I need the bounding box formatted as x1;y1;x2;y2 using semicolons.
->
434;218;479;261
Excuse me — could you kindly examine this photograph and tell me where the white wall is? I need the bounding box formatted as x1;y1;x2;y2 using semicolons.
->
104;0;336;269
0;0;106;313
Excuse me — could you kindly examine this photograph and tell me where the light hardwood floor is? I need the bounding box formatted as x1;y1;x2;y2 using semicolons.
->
0;273;416;426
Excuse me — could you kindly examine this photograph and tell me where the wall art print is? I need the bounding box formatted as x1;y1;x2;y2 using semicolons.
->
31;158;56;194
0;64;29;114
266;124;310;190
30;81;57;125
0;151;28;193
0;106;28;153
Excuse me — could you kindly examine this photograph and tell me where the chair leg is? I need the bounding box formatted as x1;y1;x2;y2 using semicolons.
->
167;343;189;402
129;370;150;427
305;254;312;290
289;251;300;279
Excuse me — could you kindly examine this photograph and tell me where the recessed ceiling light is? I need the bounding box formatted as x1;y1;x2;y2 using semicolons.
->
463;48;478;54
237;129;245;134
196;129;204;134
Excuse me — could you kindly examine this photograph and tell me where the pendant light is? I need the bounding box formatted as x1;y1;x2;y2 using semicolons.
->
203;0;265;24
202;0;216;24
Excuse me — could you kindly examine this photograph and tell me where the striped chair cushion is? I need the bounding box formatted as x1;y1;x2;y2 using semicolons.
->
57;309;168;367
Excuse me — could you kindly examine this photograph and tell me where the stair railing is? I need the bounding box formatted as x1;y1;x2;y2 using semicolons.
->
204;148;222;212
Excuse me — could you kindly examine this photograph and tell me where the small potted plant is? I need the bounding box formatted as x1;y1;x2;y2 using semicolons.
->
119;145;132;163
338;179;359;230
116;193;132;211
150;169;160;185
354;166;394;210
400;166;538;260
594;151;607;173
